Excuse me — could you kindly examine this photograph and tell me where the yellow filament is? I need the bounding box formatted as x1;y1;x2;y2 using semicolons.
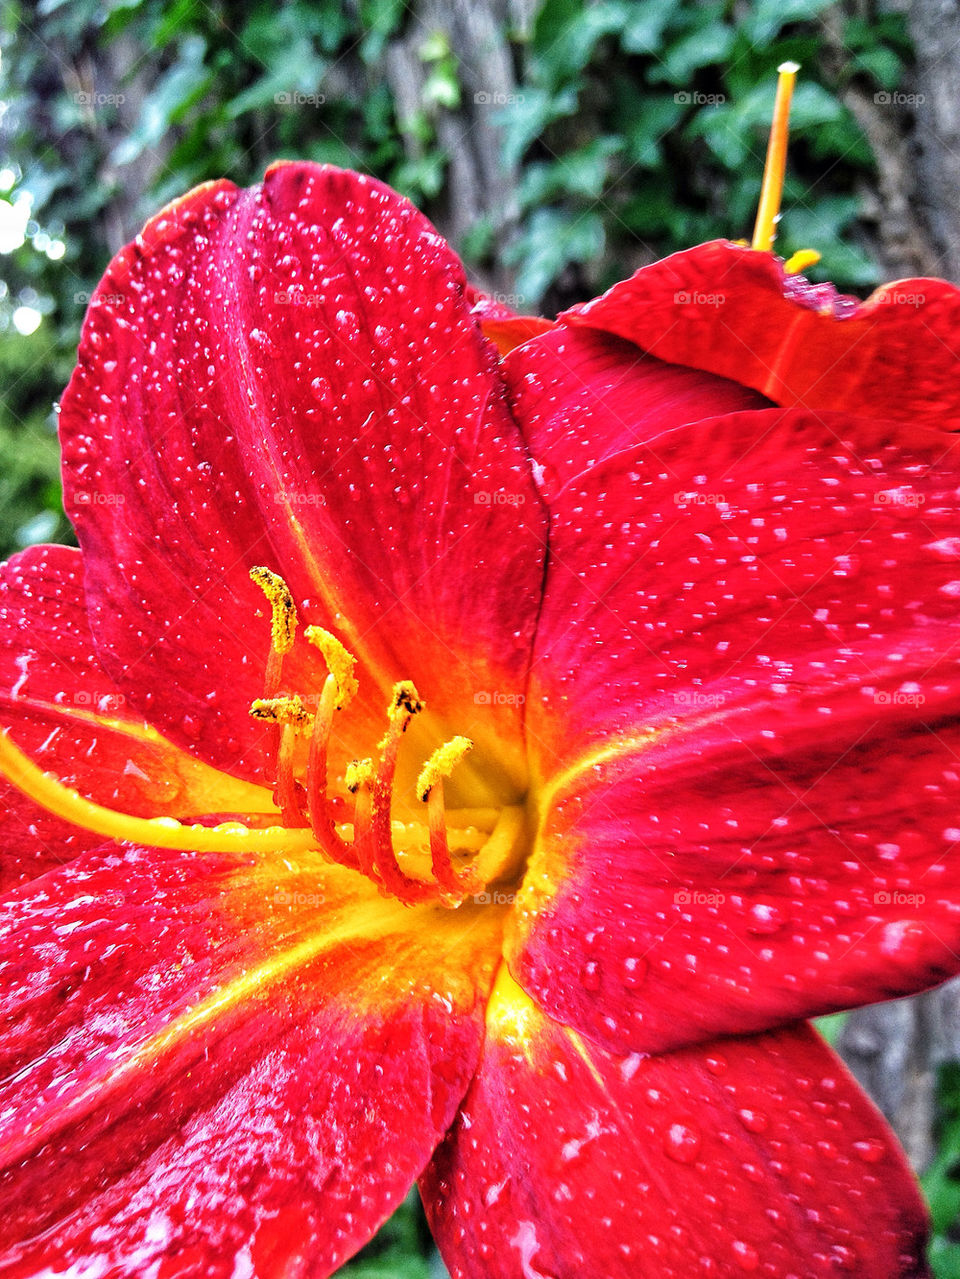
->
416;736;474;801
305;626;359;708
752;61;800;253
0;730;318;854
249;566;298;655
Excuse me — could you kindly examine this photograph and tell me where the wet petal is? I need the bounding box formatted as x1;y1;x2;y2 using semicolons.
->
423;975;928;1279
0;544;269;890
504;328;960;1051
564;240;960;430
59;163;546;789
0;845;501;1275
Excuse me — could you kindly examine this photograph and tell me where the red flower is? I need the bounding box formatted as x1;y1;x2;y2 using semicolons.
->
0;160;956;1277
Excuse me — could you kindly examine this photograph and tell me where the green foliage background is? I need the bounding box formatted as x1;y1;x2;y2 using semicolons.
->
0;1;954;1273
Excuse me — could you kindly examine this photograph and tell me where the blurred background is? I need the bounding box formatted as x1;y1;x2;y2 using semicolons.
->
2;0;960;1273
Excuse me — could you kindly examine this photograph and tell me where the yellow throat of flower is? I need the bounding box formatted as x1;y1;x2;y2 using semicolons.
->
0;566;528;910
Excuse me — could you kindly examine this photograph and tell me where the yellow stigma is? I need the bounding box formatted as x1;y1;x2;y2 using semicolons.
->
249;566;298;655
783;248;821;275
752;61;800;253
417;736;474;801
249;695;312;729
344;758;374;793
305;625;359;708
0;729;317;854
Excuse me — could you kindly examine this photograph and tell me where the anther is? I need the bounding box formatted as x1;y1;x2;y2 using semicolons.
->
371;682;437;903
250;566;298;696
417;736;480;906
250;695;310;826
305;626;358;706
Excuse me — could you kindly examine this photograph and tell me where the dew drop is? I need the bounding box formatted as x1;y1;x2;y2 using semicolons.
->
852;1138;885;1163
731;1240;759;1271
663;1122;701;1165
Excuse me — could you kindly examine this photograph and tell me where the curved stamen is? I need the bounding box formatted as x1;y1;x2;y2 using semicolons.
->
345;757;376;879
305;675;358;867
417;736;480;906
371;682;438;904
250;695;311;826
304;627;361;867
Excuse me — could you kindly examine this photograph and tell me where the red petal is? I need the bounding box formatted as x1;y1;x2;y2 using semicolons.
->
564;240;960;430
422;975;928;1279
59;164;546;788
503;329;960;1052
0;545;270;890
0;845;500;1275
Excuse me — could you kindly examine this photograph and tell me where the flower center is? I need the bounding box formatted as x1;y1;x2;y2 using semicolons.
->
0;567;527;910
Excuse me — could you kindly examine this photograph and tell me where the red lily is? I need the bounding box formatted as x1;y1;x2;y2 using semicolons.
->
0;158;957;1278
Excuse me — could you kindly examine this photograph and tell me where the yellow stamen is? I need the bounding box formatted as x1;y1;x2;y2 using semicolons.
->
249;695;312;728
783;248;821;275
345;758;374;793
417;736;474;802
0;729;318;854
304;626;359;708
414;736;478;906
752;61;800;253
250;566;298;656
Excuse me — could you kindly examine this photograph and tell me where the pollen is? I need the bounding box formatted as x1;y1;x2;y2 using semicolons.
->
304;626;358;707
249;566;298;655
249;695;313;729
417;736;474;801
345;758;374;793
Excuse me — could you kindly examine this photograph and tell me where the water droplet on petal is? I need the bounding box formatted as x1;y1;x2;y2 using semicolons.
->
663;1122;701;1164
